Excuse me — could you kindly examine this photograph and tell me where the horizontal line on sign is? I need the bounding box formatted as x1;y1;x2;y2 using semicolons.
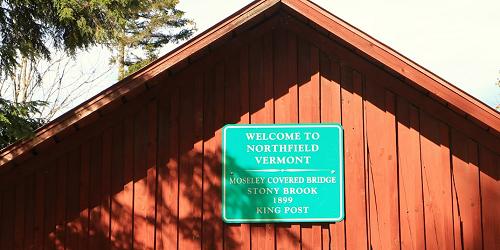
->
223;216;344;223
238;168;335;173
223;124;343;130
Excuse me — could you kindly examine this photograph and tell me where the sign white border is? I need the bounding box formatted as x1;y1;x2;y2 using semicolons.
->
222;124;345;223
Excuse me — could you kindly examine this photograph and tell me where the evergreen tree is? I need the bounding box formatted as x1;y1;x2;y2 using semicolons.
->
0;98;46;148
112;0;195;79
0;0;194;148
0;0;194;77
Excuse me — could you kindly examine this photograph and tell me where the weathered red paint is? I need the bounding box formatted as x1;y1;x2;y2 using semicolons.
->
0;1;498;249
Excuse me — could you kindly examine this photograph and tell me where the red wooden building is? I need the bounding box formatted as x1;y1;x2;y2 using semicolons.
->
0;0;498;249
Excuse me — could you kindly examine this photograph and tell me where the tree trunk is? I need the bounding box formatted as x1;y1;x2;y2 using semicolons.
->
118;43;126;80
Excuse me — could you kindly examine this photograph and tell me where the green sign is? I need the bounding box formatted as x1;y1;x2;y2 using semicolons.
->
222;124;344;223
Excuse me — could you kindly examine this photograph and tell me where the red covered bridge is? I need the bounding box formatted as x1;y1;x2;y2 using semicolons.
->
0;0;498;249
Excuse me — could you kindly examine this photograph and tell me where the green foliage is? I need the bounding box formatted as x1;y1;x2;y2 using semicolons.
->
119;0;194;46
0;0;195;77
125;57;156;76
0;98;47;149
114;0;196;78
0;0;193;149
0;0;194;148
0;0;98;75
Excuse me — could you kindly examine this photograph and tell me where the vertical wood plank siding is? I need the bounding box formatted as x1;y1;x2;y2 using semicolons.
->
0;13;498;250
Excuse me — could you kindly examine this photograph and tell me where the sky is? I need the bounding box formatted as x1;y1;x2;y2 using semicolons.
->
70;0;500;115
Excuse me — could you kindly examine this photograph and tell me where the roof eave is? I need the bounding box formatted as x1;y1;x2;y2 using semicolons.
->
1;0;498;168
